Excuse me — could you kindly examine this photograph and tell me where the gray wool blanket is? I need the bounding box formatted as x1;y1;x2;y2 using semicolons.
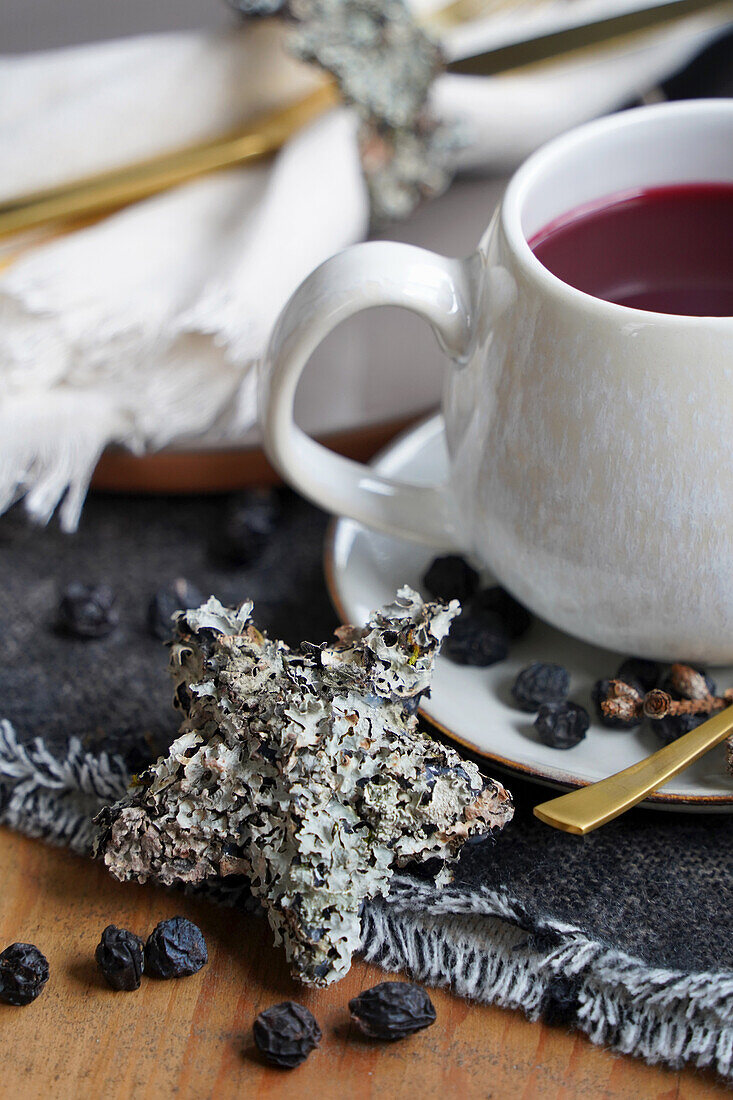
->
1;494;731;1081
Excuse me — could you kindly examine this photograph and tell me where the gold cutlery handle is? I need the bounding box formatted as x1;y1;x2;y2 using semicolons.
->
3;0;731;242
0;82;338;241
534;707;733;834
447;0;733;76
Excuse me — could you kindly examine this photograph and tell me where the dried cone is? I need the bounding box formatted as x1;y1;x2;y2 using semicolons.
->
600;679;644;724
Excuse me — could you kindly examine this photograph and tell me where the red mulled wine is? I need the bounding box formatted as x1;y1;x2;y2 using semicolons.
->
529;183;733;316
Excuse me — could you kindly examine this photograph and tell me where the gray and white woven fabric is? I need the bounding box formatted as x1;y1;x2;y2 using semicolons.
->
1;494;731;1080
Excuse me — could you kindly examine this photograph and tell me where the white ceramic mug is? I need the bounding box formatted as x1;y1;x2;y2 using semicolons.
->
261;100;733;662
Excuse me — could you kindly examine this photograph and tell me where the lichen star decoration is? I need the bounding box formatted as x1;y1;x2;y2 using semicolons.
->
228;0;458;220
94;589;513;986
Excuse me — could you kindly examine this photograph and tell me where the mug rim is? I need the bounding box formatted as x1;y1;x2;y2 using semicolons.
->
500;99;733;327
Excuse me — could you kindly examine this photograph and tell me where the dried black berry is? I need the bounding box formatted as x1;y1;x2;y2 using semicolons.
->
511;662;570;712
616;658;660;694
470;586;532;640
661;664;716;700
147;578;204;641
422;555;479;602
145;917;208;979
95;925;144;991
58;582;118;639
534;701;589;749
652;711;706;745
591;679;643;729
253;1001;321;1068
218;489;281;567
0;943;49;1006
349;981;436;1040
541;974;582;1027
443;610;509;667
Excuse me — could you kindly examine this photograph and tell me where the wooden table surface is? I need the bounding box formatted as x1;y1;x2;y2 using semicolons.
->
0;828;726;1100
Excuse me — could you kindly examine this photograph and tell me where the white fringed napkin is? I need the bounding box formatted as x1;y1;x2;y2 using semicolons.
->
0;24;368;529
0;6;728;529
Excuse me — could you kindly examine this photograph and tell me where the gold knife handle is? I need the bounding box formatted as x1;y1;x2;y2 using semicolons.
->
446;0;732;76
534;706;733;834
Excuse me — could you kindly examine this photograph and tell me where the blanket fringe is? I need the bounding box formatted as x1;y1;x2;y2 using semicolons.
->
364;879;733;1080
0;719;730;1080
0;719;129;852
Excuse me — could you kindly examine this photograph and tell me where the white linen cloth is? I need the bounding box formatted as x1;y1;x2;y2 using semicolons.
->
0;5;729;528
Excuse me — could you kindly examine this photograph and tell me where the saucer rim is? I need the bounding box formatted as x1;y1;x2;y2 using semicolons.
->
323;413;733;809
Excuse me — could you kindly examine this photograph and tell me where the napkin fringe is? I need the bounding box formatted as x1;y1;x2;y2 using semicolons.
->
0;718;730;1081
0;351;248;532
0;390;129;531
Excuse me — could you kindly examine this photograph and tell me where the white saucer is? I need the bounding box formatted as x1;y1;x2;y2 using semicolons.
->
325;415;733;811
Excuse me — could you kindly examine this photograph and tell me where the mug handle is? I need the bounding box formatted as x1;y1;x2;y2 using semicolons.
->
261;241;477;548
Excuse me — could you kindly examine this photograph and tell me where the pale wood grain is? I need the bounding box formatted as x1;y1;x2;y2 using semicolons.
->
0;829;725;1100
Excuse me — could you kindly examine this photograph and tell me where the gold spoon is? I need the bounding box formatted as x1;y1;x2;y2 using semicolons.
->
534;706;733;834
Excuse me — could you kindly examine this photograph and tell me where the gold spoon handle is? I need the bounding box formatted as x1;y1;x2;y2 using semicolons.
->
0;82;338;241
534;707;733;834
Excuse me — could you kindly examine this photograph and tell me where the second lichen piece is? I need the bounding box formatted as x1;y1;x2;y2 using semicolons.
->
288;0;455;220
95;588;512;986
